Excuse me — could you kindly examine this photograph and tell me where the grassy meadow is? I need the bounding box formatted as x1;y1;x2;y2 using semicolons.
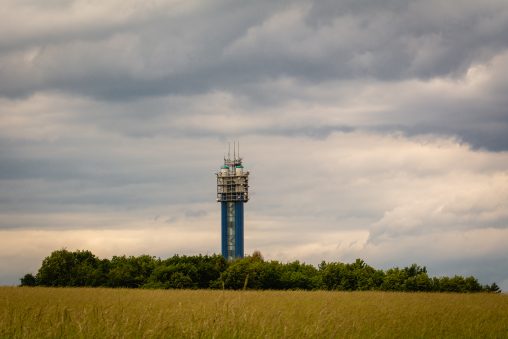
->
1;287;507;338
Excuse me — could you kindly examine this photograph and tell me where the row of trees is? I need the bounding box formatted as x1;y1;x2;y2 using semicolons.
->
21;249;501;293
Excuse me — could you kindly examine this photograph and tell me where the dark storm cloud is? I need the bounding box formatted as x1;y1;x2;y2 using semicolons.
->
2;0;508;98
0;0;286;99
2;0;507;149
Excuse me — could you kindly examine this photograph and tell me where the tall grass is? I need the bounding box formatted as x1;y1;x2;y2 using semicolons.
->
1;287;507;338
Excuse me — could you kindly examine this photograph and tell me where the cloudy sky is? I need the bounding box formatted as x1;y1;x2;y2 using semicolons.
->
1;0;508;289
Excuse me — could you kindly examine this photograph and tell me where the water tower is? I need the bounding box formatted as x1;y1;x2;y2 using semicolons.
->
216;142;249;260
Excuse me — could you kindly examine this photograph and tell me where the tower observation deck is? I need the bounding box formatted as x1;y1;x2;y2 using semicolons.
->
216;143;249;260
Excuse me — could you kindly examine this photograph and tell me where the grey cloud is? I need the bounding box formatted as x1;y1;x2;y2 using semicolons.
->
2;0;508;100
0;0;284;99
0;132;219;219
370;123;508;152
2;0;508;151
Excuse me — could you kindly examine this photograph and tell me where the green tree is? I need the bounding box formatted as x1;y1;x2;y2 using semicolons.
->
36;249;78;286
405;273;432;291
464;276;482;292
485;282;501;293
381;268;408;291
70;250;106;286
23;249;500;293
280;261;320;290
107;255;156;288
167;272;194;289
319;261;347;290
404;264;427;277
20;273;37;286
219;253;283;290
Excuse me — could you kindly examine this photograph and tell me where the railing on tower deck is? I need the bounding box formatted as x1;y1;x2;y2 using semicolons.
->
216;169;249;202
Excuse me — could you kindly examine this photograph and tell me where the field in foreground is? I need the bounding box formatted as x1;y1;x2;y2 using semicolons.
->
1;287;507;338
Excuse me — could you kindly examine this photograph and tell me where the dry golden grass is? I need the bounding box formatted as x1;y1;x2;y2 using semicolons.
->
1;287;507;338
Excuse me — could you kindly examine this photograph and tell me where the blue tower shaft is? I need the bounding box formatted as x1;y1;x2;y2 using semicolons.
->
221;201;244;259
217;148;248;260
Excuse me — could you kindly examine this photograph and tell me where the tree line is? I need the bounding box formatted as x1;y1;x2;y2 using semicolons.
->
20;249;501;293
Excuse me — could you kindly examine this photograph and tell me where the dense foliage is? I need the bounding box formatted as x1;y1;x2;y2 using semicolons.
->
20;249;501;293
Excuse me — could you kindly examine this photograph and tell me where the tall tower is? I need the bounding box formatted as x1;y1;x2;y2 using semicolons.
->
216;142;249;260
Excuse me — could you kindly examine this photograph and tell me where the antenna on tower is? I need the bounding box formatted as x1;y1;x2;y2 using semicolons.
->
228;142;231;160
238;141;240;159
233;140;236;161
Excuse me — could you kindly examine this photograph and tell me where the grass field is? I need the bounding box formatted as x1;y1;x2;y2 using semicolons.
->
1;287;507;338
